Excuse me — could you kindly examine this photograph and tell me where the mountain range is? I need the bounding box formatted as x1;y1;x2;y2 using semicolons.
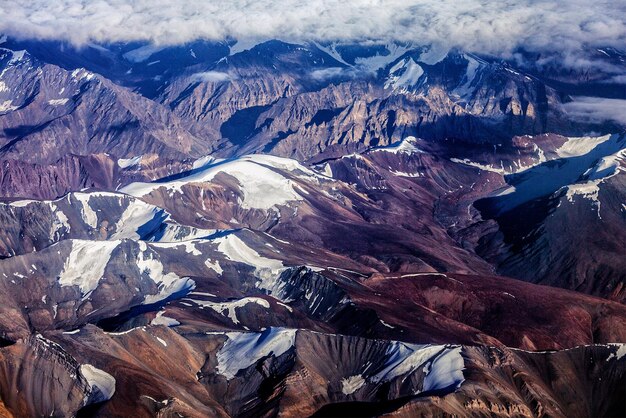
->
0;35;625;417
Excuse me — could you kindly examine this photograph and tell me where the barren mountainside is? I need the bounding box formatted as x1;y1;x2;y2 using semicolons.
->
0;32;624;418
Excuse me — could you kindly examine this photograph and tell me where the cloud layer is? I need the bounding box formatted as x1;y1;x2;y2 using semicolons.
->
562;97;626;126
189;71;236;83
1;0;625;58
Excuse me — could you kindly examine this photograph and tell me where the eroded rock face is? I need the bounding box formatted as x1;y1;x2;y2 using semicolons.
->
0;48;211;165
157;43;583;164
0;37;624;417
465;133;626;302
1;325;624;417
0;334;113;417
382;344;626;418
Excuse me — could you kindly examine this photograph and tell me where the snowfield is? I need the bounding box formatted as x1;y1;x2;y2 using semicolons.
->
121;155;314;210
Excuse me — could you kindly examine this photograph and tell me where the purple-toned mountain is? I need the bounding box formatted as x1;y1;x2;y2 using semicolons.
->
0;37;624;417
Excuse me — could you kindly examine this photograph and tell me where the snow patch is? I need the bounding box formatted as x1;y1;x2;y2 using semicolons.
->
188;297;270;324
110;200;166;240
136;242;195;305
390;170;422;177
151;241;202;256
312;42;350;66
321;163;333;178
373;136;423;155
71;68;95;81
192;155;222;170
418;44;450;65
354;43;412;72
0;99;17;112
230;38;261;55
450;158;510;175
58;240;119;297
385;58;424;92
607;344;626;361
50;205;71;240
153;225;216;243
371;342;464;394
151;310;180;327
117;156;143;169
204;258;223;274
216;328;296;379
215;234;285;292
341;375;365;394
48;98;69;106
6;50;27;65
452;54;482;99
564;148;625;215
422;346;465;392
556;134;613;158
79;364;116;404
122;155;307;210
6;199;36;207
73;193;99;228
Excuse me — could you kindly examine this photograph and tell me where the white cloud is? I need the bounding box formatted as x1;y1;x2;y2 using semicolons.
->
311;67;346;80
310;67;363;80
604;75;626;84
0;0;624;62
562;97;626;126
189;71;235;83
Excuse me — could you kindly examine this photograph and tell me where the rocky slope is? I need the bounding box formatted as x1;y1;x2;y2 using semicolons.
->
0;151;624;415
0;36;624;417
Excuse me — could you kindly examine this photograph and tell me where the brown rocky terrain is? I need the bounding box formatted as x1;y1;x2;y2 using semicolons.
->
0;37;624;417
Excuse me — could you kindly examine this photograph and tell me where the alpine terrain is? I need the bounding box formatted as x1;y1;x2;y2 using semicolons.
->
0;1;625;416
